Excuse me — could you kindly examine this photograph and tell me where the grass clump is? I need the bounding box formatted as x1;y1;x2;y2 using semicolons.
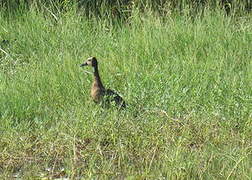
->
0;7;252;179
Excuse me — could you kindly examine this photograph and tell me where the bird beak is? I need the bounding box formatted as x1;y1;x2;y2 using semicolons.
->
80;62;88;67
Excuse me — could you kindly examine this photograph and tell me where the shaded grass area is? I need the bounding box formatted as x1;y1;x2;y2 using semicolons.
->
0;8;252;179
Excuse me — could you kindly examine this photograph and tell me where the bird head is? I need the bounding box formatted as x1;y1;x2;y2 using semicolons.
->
80;57;98;68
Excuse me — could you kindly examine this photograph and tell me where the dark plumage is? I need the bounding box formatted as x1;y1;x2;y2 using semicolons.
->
80;57;126;108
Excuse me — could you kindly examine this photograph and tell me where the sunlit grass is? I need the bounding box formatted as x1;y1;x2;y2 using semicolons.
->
0;7;251;179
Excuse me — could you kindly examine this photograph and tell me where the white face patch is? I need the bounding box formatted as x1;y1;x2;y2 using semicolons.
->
86;57;96;66
87;60;92;66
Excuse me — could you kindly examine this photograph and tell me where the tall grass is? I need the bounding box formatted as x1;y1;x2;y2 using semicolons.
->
0;6;251;179
1;0;251;18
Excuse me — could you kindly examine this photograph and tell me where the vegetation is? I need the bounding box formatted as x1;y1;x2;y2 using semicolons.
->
0;2;251;179
1;0;252;17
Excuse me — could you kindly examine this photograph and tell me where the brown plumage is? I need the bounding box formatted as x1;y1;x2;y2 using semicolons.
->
80;57;126;108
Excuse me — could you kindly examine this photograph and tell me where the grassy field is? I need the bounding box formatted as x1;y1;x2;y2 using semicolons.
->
0;7;252;179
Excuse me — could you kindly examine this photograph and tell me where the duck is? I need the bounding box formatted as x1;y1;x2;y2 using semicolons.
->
80;57;126;108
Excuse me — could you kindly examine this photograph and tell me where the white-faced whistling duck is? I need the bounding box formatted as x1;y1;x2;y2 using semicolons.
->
80;57;126;108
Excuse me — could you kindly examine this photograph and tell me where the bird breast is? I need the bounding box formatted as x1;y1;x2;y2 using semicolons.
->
91;83;104;103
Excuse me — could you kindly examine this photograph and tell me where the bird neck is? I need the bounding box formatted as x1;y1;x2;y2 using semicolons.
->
93;66;104;89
